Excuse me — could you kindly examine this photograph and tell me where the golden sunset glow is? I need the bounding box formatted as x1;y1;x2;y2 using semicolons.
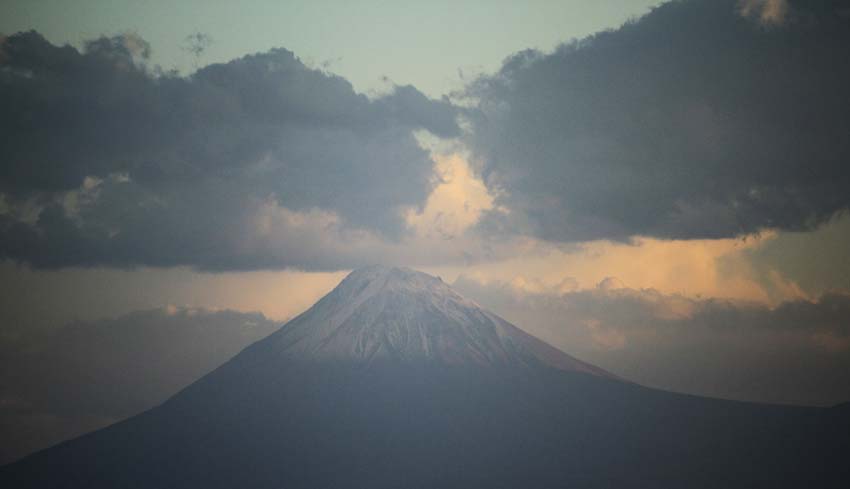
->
405;153;494;239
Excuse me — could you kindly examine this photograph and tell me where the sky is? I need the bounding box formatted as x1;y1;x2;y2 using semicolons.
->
2;0;850;461
0;0;661;98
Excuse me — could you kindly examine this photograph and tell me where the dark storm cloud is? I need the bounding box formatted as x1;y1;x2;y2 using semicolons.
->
0;307;279;464
0;31;459;270
463;0;850;242
453;276;850;406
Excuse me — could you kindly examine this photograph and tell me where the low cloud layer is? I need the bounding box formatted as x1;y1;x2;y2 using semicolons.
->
0;31;459;270
0;307;279;464
463;0;850;243
454;275;850;406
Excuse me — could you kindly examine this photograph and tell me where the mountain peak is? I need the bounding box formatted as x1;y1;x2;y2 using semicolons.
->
340;265;448;295
333;265;473;312
253;266;613;377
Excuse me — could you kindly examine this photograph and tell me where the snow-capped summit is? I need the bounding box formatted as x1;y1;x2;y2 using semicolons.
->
258;265;612;376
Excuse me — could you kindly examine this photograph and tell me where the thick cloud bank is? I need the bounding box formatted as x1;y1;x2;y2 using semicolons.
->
464;0;850;242
454;276;850;406
0;32;458;270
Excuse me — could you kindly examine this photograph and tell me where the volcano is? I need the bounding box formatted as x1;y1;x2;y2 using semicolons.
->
2;266;847;488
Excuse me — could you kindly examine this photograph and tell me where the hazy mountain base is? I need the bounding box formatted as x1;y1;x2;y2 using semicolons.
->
2;360;847;488
0;308;279;464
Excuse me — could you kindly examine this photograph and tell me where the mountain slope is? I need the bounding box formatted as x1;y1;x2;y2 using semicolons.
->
2;266;847;488
254;265;612;375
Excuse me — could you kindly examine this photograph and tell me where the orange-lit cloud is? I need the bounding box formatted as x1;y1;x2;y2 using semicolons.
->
428;231;807;305
407;150;811;305
404;153;494;240
738;0;790;26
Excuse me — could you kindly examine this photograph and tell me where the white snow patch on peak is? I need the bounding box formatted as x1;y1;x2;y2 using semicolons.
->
340;265;449;297
336;265;479;308
263;265;614;378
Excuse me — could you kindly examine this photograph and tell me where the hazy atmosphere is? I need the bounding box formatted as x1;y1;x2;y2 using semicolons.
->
1;0;849;480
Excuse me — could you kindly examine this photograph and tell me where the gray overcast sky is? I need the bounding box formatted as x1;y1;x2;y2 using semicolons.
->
0;0;660;97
